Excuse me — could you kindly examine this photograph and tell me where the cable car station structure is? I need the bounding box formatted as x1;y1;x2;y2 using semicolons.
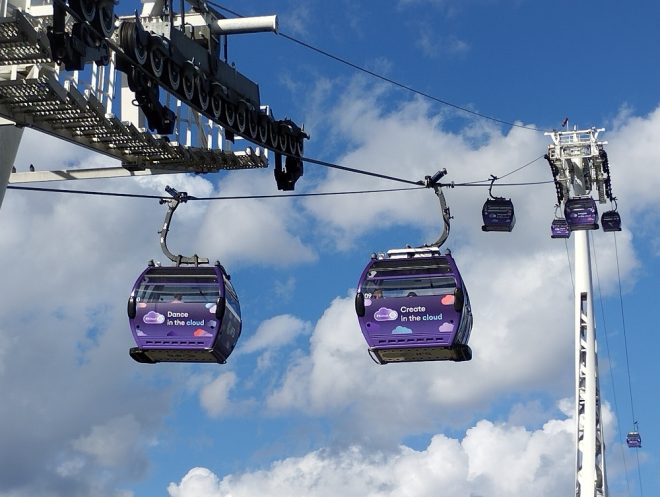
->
0;0;308;209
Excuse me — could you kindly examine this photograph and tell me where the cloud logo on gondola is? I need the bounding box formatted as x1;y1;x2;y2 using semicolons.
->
439;322;454;332
392;325;412;334
374;307;398;321
143;311;165;325
441;295;455;305
206;303;217;314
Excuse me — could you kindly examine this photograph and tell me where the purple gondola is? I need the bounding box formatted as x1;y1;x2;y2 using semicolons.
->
355;246;473;364
127;186;242;364
481;198;516;232
128;263;241;364
564;196;599;231
481;175;515;232
601;210;622;232
626;431;642;448
551;218;570;239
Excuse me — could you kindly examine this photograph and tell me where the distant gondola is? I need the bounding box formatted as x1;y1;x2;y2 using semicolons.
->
550;205;570;239
551;217;571;239
482;198;516;232
626;431;642;449
481;175;515;232
626;422;642;448
355;247;473;364
601;210;622;232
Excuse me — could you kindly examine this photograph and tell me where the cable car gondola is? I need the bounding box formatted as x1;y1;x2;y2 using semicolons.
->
601;199;622;232
601;210;621;232
564;196;599;231
128;187;241;364
551;218;570;239
354;170;473;364
626;422;642;448
551;218;571;239
481;175;516;232
626;431;642;448
550;205;570;239
128;263;241;364
355;247;473;364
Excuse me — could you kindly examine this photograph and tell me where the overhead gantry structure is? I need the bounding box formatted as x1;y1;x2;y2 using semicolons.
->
0;0;308;207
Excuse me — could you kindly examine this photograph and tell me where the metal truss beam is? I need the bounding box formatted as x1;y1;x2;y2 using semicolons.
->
0;8;268;175
8;145;264;183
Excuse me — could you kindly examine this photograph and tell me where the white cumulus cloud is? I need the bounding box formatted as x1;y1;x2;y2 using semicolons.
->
199;372;238;418
240;314;312;354
167;411;575;497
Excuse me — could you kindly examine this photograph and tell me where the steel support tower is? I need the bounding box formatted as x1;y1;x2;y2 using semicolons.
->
546;128;609;497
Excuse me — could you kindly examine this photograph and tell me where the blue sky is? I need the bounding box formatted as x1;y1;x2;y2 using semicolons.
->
1;1;659;496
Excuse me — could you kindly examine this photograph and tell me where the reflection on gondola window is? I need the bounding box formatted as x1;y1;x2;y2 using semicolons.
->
137;284;219;303
363;277;456;298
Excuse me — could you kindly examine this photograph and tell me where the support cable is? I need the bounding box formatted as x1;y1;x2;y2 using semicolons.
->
613;232;645;497
209;1;547;133
301;155;421;186
453;180;554;187
300;153;552;187
564;238;574;293
445;155;546;186
591;234;632;497
6;178;553;199
6;184;423;200
613;232;638;425
8;150;552;198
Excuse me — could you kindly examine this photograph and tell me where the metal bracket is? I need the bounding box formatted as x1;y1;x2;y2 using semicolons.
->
159;185;209;266
422;169;451;248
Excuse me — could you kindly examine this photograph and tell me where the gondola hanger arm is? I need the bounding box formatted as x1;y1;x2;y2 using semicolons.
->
159;186;209;266
422;169;452;248
487;174;502;200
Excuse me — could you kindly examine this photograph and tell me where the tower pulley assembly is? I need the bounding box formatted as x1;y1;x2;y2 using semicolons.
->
46;0;309;190
545;129;621;236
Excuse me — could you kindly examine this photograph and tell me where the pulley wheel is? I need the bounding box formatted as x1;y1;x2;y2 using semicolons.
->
224;102;236;128
149;46;164;78
287;132;297;155
120;23;147;65
268;121;279;149
197;74;210;112
93;1;115;38
236;105;247;133
182;71;195;101
210;87;222;119
167;62;181;91
72;0;96;23
257;117;268;144
278;129;288;153
248;111;259;140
